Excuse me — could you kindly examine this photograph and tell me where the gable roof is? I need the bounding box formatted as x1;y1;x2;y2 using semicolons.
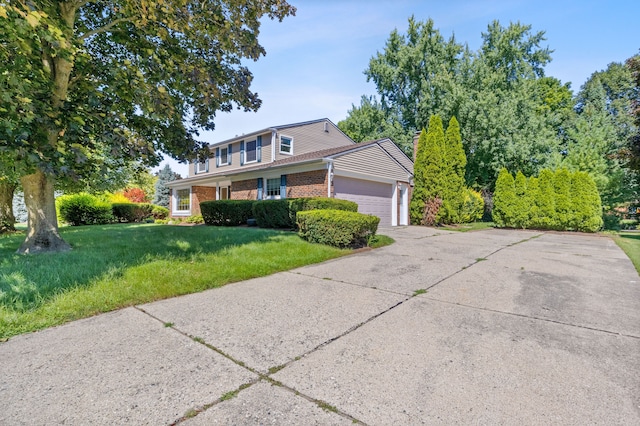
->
207;118;351;148
170;138;413;186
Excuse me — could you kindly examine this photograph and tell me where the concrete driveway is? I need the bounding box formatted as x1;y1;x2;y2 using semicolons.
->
1;227;639;425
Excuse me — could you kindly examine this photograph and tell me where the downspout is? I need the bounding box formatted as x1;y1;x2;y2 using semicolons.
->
327;160;334;198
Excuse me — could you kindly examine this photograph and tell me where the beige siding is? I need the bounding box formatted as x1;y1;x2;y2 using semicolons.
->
332;145;409;181
190;131;272;176
379;139;414;174
274;120;354;161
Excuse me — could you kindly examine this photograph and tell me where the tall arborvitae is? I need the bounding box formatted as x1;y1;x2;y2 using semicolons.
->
570;171;603;232
410;116;446;225
492;168;516;227
513;171;529;229
534;169;557;229
553;169;573;230
440;116;467;224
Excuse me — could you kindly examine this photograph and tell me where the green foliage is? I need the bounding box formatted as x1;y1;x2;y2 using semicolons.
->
602;212;621;231
200;200;254;226
439;116;467;223
153;165;179;208
57;193;113;226
411;117;445;224
492;169;602;232
111;203;154;223
252;197;359;229
459;189;485;223
297;210;380;248
252;200;291;228
570;171;604;232
491;169;516;227
184;215;204;224
151;205;169;220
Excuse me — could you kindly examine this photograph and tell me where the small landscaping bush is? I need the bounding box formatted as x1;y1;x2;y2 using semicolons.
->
112;203;154;223
459;188;484;223
185;215;204;224
603;212;621;230
297;209;380;248
620;219;638;230
200;200;254;226
152;205;169;220
57;193;113;226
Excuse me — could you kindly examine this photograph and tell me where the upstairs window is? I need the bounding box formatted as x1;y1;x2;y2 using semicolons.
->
280;135;293;155
195;159;208;174
245;140;257;163
219;147;229;165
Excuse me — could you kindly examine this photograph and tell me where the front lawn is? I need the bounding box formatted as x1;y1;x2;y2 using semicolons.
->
0;224;348;339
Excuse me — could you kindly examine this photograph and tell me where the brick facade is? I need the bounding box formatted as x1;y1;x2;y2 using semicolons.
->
286;170;328;198
231;179;257;200
191;186;216;216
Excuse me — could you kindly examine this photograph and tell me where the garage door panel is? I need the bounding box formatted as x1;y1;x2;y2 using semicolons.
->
333;177;392;226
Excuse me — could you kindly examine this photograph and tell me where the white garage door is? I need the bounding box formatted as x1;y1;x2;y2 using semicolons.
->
333;176;393;226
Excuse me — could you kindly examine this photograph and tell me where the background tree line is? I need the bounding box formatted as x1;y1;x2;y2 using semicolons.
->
338;17;640;213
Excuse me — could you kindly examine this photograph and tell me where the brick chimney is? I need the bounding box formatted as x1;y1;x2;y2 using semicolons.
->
413;131;421;161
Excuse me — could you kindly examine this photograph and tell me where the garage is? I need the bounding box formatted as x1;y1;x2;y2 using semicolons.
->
333;176;394;226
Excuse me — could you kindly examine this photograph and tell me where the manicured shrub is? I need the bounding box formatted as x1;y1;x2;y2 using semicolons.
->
491;168;603;232
252;199;291;228
492;168;516;228
602;212;620;230
57;193;113;226
570;171;603;232
459;188;484;223
151;205;169;220
123;187;148;203
620;219;638;230
297;209;380;248
112;203;154;223
200;200;254;226
252;197;359;229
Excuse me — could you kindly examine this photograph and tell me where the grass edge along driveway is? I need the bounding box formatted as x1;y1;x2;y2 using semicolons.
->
0;224;351;340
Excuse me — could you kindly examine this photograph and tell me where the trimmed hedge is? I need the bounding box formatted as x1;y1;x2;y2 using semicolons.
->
492;168;603;232
253;197;359;229
57;193;113;226
200;200;254;226
112;203;154;223
152;205;169;220
296;209;380;248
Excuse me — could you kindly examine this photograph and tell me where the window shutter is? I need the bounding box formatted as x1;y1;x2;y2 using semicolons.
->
257;178;263;200
240;141;245;165
215;147;220;167
257;135;262;163
228;144;232;165
205;158;209;172
280;175;287;199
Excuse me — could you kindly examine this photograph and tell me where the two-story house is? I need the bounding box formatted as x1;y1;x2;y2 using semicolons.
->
167;118;413;226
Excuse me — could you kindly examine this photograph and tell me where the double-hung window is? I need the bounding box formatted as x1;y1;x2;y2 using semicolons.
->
175;188;190;213
245;140;257;163
266;178;281;198
280;135;293;155
219;147;229;166
195;159;208;174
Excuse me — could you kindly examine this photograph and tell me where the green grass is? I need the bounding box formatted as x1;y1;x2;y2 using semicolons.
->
440;222;495;232
0;223;348;339
368;234;394;248
613;232;640;274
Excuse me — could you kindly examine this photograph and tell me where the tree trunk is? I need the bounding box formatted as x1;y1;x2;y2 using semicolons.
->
17;170;71;254
0;180;17;233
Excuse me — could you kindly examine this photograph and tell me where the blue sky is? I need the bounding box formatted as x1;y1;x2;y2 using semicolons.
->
159;0;640;177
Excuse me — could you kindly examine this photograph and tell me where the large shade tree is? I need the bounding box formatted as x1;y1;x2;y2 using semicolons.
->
0;0;295;253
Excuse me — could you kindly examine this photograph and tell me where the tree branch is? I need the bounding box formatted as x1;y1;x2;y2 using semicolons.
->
79;17;134;40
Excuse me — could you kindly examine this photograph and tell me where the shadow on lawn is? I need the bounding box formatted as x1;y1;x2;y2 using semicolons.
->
0;224;281;312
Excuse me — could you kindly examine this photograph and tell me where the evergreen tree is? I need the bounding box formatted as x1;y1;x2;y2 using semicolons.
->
513;171;529;228
570;171;603;232
532;169;557;229
153;165;178;208
553;169;573;229
492;168;516;227
439;117;467;223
